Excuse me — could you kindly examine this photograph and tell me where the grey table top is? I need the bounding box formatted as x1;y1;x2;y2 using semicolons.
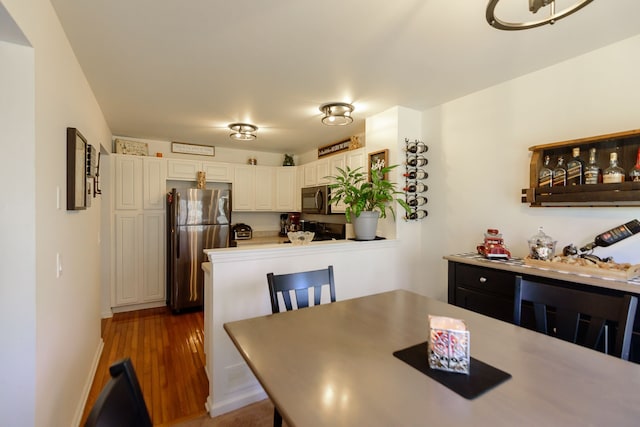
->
224;289;640;427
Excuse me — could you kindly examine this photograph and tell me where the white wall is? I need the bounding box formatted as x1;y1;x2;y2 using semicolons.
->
422;34;640;300
0;31;36;427
2;0;112;425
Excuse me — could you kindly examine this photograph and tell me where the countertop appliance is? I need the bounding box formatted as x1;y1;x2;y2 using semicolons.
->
232;223;253;240
301;185;331;215
167;187;230;312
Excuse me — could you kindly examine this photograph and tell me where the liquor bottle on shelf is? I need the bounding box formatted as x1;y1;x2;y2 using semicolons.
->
538;155;552;187
406;155;428;167
603;152;625;183
403;182;428;193
552;156;567;187
406;210;428;220
407;196;427;207
403;169;428;180
406;141;428;154
629;147;640;182
566;147;584;186
584;147;602;185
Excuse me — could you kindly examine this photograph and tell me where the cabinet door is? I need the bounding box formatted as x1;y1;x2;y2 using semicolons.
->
454;287;514;323
114;213;142;306
142;212;165;302
167;159;201;180
233;165;255;211
329;155;347;213
275;167;297;211
303;162;317;187
203;161;232;182
114;156;142;210
254;166;274;211
347;149;366;171
316;159;330;185
143;157;166;210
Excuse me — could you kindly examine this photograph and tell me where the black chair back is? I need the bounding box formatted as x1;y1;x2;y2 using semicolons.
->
514;276;637;360
266;265;336;426
84;358;152;427
267;265;336;313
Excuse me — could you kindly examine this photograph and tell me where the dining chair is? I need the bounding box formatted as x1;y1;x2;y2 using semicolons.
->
84;357;152;427
514;276;637;360
267;265;336;314
266;265;336;426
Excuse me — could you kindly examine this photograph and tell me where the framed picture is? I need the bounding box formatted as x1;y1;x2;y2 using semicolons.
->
368;149;389;181
171;141;215;156
67;127;87;210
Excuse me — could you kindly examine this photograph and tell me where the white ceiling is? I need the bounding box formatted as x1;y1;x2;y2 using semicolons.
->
49;0;640;155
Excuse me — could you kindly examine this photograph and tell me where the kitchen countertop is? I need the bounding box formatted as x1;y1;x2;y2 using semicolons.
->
444;252;640;294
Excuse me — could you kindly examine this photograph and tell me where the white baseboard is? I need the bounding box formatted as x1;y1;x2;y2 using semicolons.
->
206;386;267;417
111;300;166;314
72;338;104;426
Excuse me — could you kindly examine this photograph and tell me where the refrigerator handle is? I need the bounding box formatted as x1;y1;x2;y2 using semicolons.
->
175;191;180;259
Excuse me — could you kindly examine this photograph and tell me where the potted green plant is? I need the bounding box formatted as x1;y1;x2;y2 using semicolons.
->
326;165;410;240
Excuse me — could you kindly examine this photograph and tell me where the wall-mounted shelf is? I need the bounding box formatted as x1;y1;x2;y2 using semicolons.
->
522;129;640;207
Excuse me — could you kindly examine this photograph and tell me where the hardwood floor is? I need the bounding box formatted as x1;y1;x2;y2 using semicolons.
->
81;307;209;426
82;306;277;426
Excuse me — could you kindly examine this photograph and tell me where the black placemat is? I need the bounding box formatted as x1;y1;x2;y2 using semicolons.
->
393;341;511;399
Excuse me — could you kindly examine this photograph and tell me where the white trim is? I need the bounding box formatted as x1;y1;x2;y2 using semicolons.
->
72;338;104;426
207;387;268;417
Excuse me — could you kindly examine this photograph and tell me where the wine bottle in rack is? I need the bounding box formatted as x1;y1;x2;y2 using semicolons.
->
403;169;428;180
407;196;427;207
403;182;428;193
406;141;428;154
407;155;428;167
406;210;428;220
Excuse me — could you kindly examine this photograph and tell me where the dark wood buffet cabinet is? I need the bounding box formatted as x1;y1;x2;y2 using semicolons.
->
446;254;640;363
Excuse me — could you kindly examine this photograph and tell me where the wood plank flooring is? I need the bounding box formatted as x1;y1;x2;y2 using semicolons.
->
81;307;209;426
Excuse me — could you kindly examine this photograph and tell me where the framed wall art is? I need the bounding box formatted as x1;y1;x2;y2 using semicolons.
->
67;127;87;210
368;149;389;181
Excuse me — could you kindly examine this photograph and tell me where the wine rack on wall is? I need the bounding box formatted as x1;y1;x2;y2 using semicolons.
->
403;138;429;220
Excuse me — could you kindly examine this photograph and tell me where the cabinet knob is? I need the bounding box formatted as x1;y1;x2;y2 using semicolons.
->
479;277;487;283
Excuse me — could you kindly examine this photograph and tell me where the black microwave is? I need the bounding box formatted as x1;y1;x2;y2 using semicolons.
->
301;185;331;215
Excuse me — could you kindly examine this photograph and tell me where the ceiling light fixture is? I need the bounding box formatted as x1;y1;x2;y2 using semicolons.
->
319;102;354;126
228;123;258;141
486;0;594;31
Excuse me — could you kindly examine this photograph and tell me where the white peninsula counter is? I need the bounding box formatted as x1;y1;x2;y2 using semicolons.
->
202;239;404;416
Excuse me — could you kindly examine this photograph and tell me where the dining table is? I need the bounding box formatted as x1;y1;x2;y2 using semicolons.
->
223;289;640;426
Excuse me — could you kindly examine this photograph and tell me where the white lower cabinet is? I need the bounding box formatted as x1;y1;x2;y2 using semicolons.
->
114;213;142;306
114;212;165;309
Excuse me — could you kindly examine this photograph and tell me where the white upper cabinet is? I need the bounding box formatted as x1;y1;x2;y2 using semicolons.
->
202;161;232;182
347;148;365;171
114;155;143;210
316;158;330;185
275;167;298;212
167;159;200;180
254;166;274;211
232;165;255;211
167;158;232;182
143;157;167;210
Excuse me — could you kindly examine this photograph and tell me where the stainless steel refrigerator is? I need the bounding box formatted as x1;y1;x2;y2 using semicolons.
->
166;187;231;312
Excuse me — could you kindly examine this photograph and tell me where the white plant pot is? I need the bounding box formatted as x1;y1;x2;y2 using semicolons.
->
351;211;380;240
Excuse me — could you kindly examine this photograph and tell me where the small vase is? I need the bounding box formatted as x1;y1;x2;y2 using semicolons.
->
351;211;379;240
